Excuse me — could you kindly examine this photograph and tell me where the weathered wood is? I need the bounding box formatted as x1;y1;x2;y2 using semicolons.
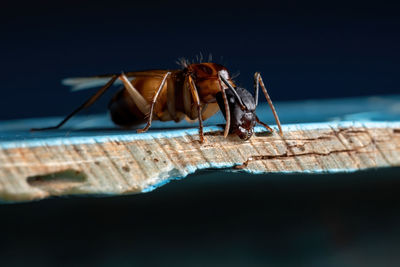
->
1;95;400;202
0;121;399;202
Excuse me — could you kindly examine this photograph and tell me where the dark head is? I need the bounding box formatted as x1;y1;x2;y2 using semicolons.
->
216;87;257;140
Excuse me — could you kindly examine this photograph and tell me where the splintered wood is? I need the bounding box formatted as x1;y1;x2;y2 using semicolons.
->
1;124;400;202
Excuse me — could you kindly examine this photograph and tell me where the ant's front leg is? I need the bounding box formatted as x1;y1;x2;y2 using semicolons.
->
217;72;232;138
254;72;283;136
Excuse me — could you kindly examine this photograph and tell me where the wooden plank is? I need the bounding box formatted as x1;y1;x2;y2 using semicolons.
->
0;122;399;202
0;95;400;202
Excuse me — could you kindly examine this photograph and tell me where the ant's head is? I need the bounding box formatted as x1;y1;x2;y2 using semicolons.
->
216;87;257;140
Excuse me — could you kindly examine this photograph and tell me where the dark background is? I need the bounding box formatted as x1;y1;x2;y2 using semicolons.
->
1;1;400;266
1;169;400;266
1;1;400;120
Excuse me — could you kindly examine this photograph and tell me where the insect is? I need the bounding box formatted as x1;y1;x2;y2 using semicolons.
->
32;59;283;142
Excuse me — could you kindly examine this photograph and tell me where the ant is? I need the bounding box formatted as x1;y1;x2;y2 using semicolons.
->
33;58;282;143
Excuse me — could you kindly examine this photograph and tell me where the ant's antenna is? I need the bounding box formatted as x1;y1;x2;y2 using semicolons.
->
218;72;246;110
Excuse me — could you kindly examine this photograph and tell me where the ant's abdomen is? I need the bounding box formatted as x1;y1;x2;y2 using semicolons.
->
108;89;146;127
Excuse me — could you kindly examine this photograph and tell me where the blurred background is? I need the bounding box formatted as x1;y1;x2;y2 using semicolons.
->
1;169;400;266
1;1;400;120
1;1;400;266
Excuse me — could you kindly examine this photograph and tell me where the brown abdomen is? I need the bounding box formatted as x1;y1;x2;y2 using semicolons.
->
108;89;146;127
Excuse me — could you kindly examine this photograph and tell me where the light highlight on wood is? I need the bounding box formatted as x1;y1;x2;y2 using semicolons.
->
0;122;399;202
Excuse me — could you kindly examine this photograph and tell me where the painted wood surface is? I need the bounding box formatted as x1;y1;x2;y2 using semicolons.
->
0;95;399;202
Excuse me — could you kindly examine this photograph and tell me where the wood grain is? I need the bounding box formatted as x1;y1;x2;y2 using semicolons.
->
0;122;399;202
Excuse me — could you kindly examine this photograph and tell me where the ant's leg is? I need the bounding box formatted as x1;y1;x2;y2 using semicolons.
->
253;73;260;106
254;72;283;135
188;75;205;143
217;73;231;138
219;73;246;110
136;72;170;133
255;116;274;132
119;74;150;115
31;75;119;131
166;76;179;122
253;73;272;132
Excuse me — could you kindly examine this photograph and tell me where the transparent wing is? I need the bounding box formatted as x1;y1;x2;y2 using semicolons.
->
62;77;119;91
62;70;173;91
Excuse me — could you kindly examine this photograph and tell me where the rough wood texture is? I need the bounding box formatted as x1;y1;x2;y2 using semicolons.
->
1;95;400;203
0;121;399;202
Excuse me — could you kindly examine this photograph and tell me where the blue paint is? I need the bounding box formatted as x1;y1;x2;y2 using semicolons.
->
0;95;400;203
141;163;363;193
0;121;399;150
1;95;400;139
1;95;399;198
141;157;365;193
140;163;235;193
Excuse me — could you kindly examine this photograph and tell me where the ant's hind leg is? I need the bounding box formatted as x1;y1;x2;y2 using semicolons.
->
118;73;150;116
254;72;283;135
31;75;119;131
129;72;170;134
